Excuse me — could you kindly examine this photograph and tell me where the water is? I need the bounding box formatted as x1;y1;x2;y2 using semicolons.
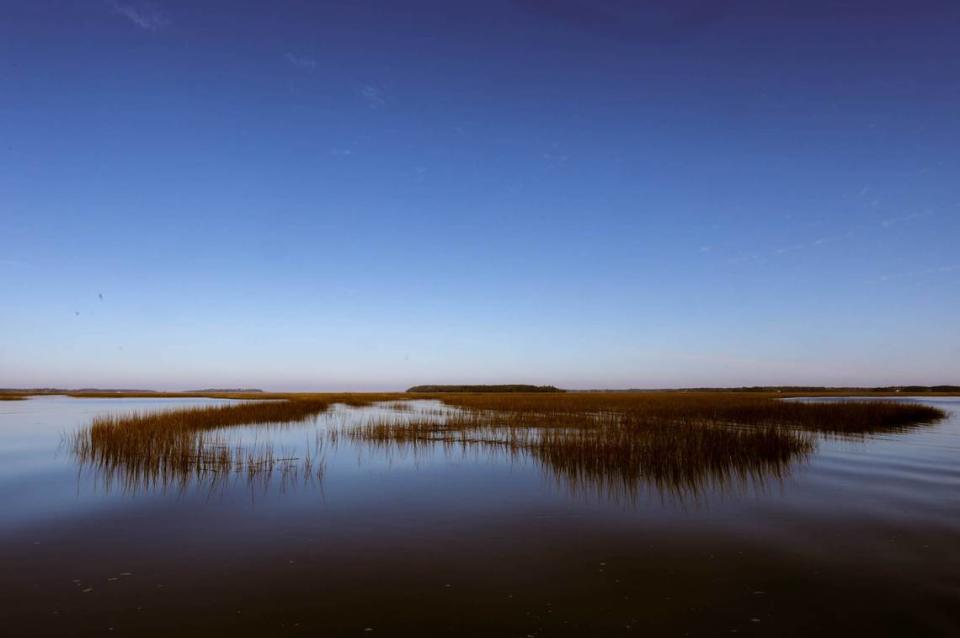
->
1;396;958;636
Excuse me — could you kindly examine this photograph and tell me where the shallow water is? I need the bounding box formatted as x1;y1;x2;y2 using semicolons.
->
1;395;958;636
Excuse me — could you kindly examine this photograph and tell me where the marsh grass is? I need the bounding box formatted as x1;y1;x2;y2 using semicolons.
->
530;420;813;500
343;409;816;499
79;434;327;495
422;392;946;434
69;391;947;499
343;393;945;499
70;400;339;493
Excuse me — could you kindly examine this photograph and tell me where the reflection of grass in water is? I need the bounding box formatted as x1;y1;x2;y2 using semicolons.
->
69;397;415;493
344;394;945;501
78;432;327;495
345;412;814;500
424;392;947;435
530;420;811;502
69;393;947;499
70;400;342;494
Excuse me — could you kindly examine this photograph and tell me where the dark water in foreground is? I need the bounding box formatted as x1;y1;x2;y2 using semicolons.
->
1;396;958;637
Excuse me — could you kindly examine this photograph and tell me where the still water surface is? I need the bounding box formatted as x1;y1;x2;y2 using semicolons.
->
1;396;958;636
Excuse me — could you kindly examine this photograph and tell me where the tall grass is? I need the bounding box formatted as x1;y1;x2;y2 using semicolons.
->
342;393;945;499
425;392;946;434
69;391;947;499
70;400;337;493
343;407;817;499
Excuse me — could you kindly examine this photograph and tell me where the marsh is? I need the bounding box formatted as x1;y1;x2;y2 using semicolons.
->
1;394;958;636
7;1;960;635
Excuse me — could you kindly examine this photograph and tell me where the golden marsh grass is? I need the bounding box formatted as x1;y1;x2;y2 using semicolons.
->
344;392;945;498
70;399;337;492
68;391;946;497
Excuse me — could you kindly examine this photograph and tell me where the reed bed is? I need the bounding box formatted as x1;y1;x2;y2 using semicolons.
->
421;392;946;434
344;392;945;499
343;408;816;498
530;419;813;499
70;399;337;493
64;391;407;403
80;435;326;495
69;391;947;499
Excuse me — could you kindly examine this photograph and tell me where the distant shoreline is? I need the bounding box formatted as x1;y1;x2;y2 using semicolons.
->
1;384;958;401
406;385;564;393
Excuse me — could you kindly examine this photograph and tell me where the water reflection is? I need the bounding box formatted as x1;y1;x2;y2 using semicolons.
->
341;408;815;503
72;427;326;496
69;402;437;497
69;399;944;503
5;396;957;637
531;427;814;503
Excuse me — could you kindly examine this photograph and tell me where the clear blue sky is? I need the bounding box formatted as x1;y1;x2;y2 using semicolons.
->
2;1;958;390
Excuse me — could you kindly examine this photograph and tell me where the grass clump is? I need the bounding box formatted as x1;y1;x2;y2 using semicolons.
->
343;392;946;499
344;406;817;499
68;391;948;500
70;399;337;492
424;392;946;435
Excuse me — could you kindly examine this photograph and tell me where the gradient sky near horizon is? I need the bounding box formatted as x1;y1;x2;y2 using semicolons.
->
2;0;959;390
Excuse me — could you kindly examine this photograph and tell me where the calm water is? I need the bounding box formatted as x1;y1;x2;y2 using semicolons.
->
1;396;958;636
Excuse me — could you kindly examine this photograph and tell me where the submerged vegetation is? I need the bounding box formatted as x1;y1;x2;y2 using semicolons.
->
68;391;947;499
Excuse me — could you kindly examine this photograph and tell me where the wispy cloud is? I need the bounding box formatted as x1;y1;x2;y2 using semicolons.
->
111;0;170;31
285;53;317;69
812;233;849;246
728;229;855;264
542;141;569;163
879;211;931;229
360;84;385;108
879;264;959;282
0;258;31;269
511;0;729;43
774;243;805;255
727;253;763;265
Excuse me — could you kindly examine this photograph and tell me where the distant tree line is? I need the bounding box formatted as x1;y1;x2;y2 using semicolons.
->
0;388;158;394
870;385;960;393
186;388;264;393
0;387;264;395
406;385;565;393
582;386;960;393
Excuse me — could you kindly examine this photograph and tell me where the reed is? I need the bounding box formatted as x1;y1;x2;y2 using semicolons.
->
70;399;336;492
69;391;947;499
59;390;410;405
343;408;817;498
342;392;945;499
424;392;946;434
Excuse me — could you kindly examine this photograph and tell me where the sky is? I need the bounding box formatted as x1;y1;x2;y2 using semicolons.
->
2;0;959;391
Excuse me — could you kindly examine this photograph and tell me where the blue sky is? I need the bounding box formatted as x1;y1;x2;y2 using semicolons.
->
2;0;958;390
